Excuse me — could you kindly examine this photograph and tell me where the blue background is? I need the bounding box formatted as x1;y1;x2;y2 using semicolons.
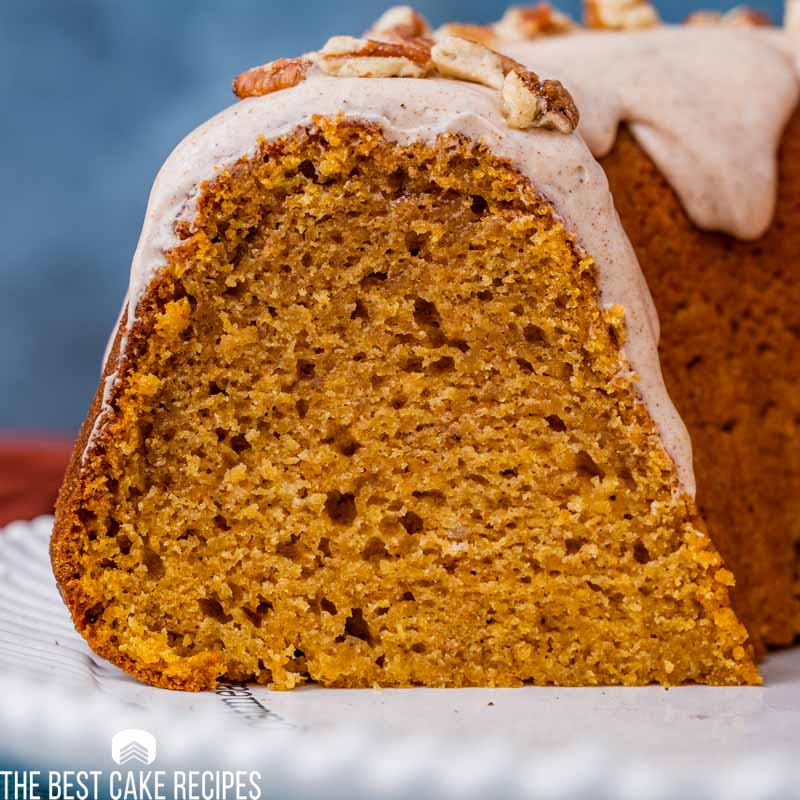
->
0;0;784;432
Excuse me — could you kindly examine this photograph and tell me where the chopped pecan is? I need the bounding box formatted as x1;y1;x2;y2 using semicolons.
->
684;9;724;24
724;5;772;24
584;0;660;29
494;4;578;40
365;5;432;40
685;6;771;25
232;57;312;99
431;35;524;90
501;68;579;133
392;35;436;63
317;35;432;77
434;22;498;46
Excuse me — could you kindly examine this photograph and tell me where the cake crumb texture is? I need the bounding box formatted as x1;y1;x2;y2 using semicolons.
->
53;119;757;690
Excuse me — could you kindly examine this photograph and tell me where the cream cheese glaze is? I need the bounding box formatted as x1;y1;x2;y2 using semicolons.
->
92;73;695;494
500;26;800;240
760;27;800;72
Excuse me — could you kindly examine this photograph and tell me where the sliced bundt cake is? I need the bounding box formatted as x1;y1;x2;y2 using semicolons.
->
53;33;758;690
453;0;800;652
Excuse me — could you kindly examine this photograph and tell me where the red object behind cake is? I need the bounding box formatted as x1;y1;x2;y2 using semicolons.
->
0;435;73;526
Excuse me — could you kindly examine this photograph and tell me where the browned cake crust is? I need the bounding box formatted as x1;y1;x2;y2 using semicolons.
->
54;306;224;689
600;110;800;651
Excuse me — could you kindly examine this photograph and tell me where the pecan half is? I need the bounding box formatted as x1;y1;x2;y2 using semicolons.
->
232;57;312;99
584;0;660;29
434;22;499;46
365;5;432;40
501;68;579;133
431;35;524;90
725;5;772;24
684;10;724;24
686;6;771;25
494;4;578;40
317;35;432;77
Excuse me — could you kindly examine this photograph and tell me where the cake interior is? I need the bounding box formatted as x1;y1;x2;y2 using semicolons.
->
56;119;755;689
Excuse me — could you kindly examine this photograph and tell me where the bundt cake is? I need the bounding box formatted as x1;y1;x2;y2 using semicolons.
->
53;25;762;690
443;0;800;653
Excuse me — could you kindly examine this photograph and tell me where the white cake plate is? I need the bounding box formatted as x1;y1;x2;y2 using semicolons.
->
2;516;799;799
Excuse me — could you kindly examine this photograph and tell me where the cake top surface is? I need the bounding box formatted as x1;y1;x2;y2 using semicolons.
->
372;4;797;239
498;25;799;239
427;0;800;240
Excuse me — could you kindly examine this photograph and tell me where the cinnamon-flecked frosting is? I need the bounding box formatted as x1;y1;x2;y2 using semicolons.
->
761;27;800;72
94;73;695;493
499;26;800;239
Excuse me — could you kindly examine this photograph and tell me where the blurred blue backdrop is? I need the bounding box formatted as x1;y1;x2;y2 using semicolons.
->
0;0;784;431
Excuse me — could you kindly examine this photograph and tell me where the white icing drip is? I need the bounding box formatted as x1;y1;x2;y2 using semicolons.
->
500;27;799;240
92;73;695;494
86;373;117;454
102;291;127;369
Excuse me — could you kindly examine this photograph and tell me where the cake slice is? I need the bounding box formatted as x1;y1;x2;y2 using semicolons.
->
52;33;757;690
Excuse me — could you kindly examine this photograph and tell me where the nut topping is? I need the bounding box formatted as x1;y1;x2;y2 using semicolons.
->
584;0;660;29
685;6;771;25
317;35;432;78
365;5;432;40
232;57;312;99
231;10;580;137
726;6;771;24
431;35;513;90
494;4;578;40
501;68;580;132
433;22;499;46
683;10;725;24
